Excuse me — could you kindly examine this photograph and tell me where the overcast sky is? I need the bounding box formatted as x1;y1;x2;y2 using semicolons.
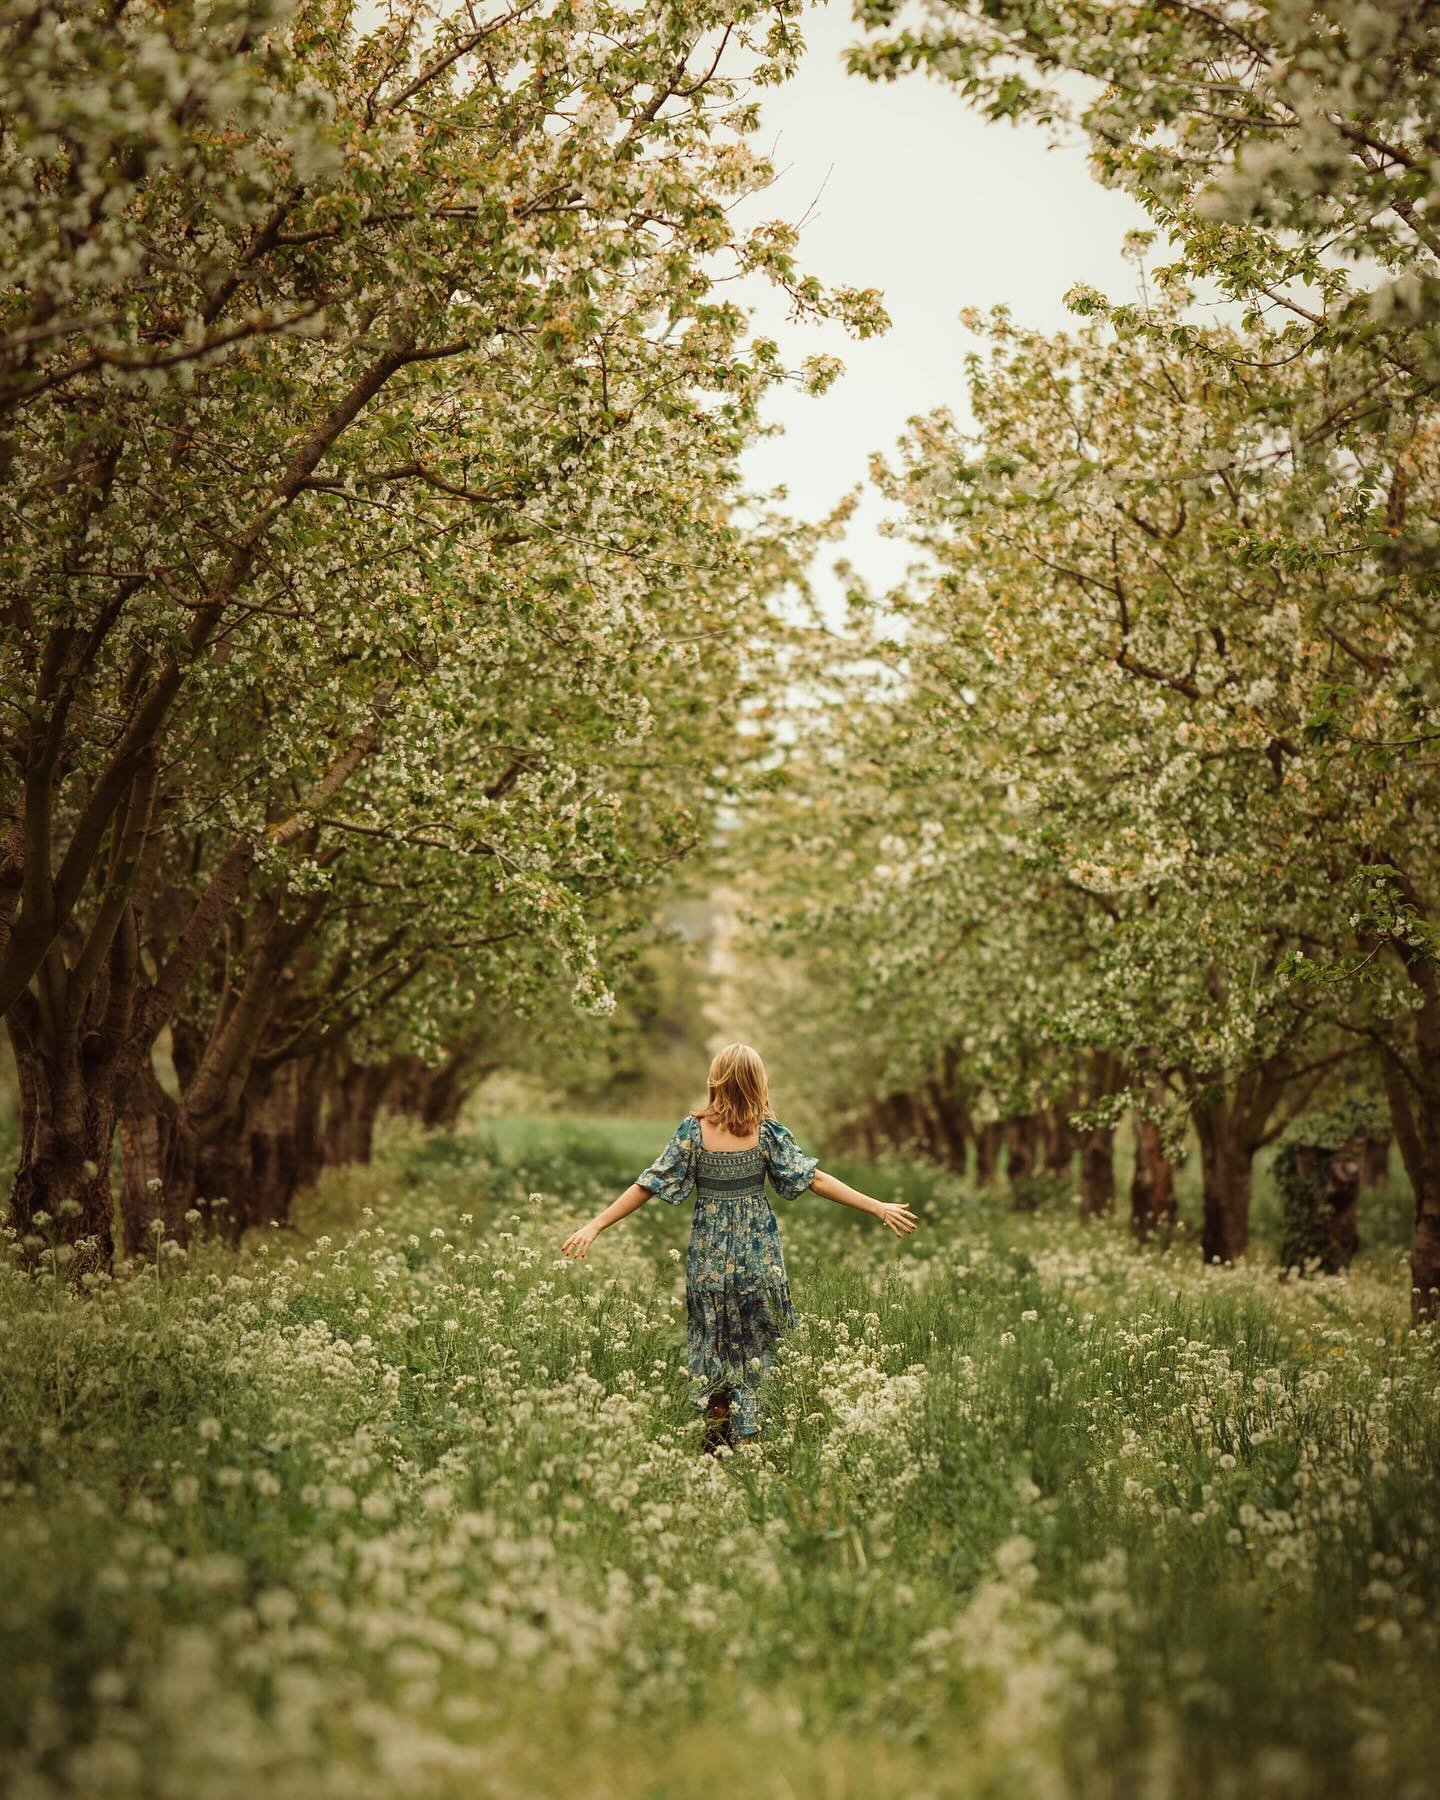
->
732;4;1153;613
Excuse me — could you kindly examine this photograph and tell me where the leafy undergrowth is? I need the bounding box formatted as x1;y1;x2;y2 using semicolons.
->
0;1118;1435;1800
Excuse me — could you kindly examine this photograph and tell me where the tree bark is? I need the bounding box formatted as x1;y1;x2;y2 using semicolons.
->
1130;1113;1177;1243
1361;1133;1391;1189
323;1057;393;1167
182;1060;316;1242
382;1054;430;1120
1004;1114;1036;1187
1042;1104;1076;1175
5;1011;117;1270
974;1121;1000;1187
926;1079;970;1176
1193;1101;1257;1265
117;1059;196;1258
294;1055;326;1191
1377;1048;1440;1318
1077;1125;1115;1220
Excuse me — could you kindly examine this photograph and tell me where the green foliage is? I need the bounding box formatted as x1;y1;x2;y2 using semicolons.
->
1279;1099;1390;1157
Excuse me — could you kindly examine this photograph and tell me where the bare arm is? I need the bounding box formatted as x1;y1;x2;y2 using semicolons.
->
560;1182;651;1259
810;1168;919;1236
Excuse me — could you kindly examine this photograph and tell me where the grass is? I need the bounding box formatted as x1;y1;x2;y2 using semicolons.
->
0;1115;1435;1800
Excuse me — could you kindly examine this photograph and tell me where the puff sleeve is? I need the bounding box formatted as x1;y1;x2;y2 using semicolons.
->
634;1115;699;1207
762;1117;819;1201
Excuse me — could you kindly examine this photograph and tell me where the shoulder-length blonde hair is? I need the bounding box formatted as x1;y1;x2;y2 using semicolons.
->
692;1042;774;1138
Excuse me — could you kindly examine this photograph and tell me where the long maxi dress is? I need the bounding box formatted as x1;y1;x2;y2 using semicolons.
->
634;1114;820;1439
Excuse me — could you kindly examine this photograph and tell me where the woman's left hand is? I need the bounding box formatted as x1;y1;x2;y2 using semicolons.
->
876;1201;919;1236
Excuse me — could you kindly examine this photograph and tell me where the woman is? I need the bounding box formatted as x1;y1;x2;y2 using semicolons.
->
560;1043;919;1451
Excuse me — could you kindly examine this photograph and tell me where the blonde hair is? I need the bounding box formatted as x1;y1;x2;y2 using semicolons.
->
693;1042;773;1138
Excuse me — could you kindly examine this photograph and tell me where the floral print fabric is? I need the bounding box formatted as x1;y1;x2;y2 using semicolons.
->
635;1115;820;1437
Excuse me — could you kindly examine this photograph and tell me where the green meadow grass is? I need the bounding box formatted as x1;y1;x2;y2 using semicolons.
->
0;1117;1434;1800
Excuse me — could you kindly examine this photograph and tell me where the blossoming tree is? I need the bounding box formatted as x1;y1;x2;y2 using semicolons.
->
0;0;884;1261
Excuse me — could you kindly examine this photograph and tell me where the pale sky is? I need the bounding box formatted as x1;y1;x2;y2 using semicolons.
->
733;3;1153;613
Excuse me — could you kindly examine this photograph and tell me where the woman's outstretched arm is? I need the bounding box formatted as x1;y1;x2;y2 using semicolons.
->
809;1169;919;1236
560;1183;650;1259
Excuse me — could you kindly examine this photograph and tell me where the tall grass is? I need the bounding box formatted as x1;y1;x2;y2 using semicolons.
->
0;1117;1434;1800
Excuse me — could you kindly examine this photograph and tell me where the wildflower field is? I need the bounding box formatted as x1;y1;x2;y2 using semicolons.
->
1;1120;1436;1800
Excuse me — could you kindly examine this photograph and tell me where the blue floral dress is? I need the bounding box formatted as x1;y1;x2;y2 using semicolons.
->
636;1114;819;1439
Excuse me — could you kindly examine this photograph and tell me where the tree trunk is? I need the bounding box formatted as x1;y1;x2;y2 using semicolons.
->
382;1054;430;1119
294;1056;326;1191
1078;1125;1115;1220
117;1059;197;1258
1130;1113;1177;1243
240;1061;308;1233
1360;878;1440;1316
324;1057;392;1167
387;1045;492;1131
185;1060;311;1242
1004;1115;1036;1186
926;1080;970;1177
1361;1133;1391;1189
908;1087;943;1162
1042;1104;1076;1175
874;1091;913;1153
1378;1044;1440;1318
5;1012;117;1271
974;1121;1000;1187
1193;1103;1255;1265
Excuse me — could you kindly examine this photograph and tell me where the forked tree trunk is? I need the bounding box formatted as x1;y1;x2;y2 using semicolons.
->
1077;1126;1115;1220
1130;1113;1177;1243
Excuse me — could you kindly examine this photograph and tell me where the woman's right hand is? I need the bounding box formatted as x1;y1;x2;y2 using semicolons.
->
876;1201;919;1237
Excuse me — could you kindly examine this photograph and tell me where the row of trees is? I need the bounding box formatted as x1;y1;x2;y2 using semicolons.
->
753;0;1440;1310
1;0;883;1264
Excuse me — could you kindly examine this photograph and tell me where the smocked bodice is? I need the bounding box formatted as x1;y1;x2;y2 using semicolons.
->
694;1141;768;1203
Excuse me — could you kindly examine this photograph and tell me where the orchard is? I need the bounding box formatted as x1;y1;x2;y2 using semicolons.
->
2;2;1438;1796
